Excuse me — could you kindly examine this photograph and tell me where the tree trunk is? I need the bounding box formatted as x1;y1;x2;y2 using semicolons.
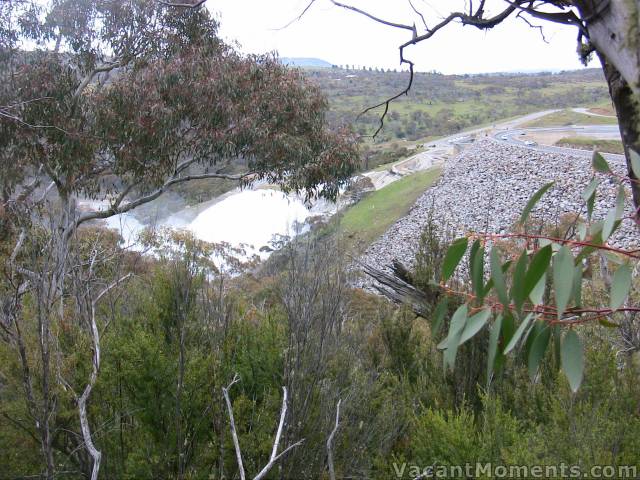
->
598;51;640;222
576;0;640;221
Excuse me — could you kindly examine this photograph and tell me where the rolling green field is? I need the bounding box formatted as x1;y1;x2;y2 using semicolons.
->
522;109;618;127
337;167;442;251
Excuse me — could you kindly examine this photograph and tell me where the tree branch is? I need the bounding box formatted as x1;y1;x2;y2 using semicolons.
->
253;386;304;480
326;398;341;480
157;0;207;8
329;1;518;138
222;374;245;480
68;170;254;238
330;1;416;32
222;377;304;480
74;61;122;100
408;0;428;31
76;273;133;480
275;0;318;30
516;11;549;43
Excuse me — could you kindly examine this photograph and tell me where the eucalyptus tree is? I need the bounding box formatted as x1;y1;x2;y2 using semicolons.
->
0;1;358;477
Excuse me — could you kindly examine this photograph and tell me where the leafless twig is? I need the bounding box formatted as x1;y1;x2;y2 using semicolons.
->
275;0;318;30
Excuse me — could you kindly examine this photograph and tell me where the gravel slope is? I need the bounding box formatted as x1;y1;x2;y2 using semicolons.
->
356;138;639;285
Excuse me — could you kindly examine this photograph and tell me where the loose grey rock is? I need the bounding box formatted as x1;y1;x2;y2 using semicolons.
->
355;139;638;290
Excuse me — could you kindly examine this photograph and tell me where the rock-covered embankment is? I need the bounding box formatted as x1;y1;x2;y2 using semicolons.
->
357;139;638;285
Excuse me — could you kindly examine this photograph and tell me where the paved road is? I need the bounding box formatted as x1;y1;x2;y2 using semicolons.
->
572;107;616;118
363;110;566;189
363;110;625;190
492;125;624;163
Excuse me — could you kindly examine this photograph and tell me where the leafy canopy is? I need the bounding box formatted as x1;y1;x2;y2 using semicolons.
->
0;0;358;210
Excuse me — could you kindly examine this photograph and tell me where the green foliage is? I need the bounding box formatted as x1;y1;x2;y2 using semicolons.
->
430;157;638;394
442;237;468;282
560;330;584;393
410;407;480;466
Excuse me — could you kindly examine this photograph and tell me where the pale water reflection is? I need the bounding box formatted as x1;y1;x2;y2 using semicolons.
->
91;187;337;260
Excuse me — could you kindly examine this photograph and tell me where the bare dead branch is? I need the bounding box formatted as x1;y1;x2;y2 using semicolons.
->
357;45;415;138
330;1;416;32
516;11;549;43
253;386;304;480
222;374;245;480
9;229;27;266
0;109;75;135
157;0;207;8
408;0;428;31
76;273;132;480
326;398;341;480
329;1;520;137
503;0;584;32
222;376;304;480
275;0;318;30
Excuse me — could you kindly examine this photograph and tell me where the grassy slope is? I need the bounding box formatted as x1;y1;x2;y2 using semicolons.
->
555;136;624;154
337;167;442;252
523;109;617;127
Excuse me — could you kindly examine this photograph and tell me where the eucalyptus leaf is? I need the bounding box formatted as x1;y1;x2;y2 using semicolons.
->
490;247;509;307
470;241;485;300
610;264;632;310
524;245;552;300
511;252;528;313
442;238;468;282
529;272;546;305
519;182;554;225
581;178;599;220
553;246;574;318
486;314;503;388
443;305;468;370
592;151;610;173
504;313;534;355
528;326;551;381
459;309;491;345
561;330;584;393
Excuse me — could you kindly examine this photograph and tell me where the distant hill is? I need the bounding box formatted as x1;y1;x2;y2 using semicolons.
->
281;57;333;69
302;67;610;144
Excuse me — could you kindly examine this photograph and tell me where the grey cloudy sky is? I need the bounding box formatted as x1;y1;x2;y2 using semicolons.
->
208;0;599;74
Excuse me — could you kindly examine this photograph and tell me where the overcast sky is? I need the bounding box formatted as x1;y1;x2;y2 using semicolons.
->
208;0;599;74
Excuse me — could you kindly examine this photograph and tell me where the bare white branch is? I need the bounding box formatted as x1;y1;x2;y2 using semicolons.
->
326;398;341;480
222;374;245;480
76;273;133;480
222;377;305;480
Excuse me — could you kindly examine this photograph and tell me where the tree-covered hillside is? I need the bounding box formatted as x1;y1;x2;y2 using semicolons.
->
307;67;610;141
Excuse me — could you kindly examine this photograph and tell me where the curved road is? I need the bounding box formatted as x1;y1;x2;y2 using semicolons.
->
491;125;624;163
363;109;624;190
